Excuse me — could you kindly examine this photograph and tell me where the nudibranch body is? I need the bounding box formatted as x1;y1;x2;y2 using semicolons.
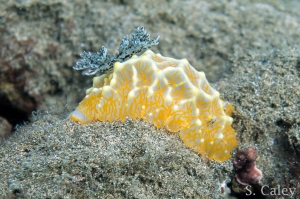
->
70;50;238;161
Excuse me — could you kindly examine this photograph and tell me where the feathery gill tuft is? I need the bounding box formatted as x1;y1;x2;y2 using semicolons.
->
73;27;160;76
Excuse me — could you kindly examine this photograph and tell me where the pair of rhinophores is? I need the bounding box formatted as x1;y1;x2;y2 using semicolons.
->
69;27;238;162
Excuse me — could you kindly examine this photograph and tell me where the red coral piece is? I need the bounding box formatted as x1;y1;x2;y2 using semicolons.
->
233;147;262;185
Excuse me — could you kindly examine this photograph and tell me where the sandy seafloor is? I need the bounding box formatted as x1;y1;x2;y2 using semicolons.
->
0;0;300;198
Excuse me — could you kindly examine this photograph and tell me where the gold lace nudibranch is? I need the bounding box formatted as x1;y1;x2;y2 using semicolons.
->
69;50;238;161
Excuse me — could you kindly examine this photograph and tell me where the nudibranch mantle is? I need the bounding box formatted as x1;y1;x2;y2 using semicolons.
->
70;50;238;161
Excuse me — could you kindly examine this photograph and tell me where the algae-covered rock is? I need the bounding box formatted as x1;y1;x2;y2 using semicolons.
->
0;112;234;198
1;0;300;198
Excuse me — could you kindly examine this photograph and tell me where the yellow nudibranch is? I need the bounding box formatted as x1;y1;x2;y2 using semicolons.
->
70;50;238;161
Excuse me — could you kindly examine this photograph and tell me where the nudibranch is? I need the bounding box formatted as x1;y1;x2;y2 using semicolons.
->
70;50;238;161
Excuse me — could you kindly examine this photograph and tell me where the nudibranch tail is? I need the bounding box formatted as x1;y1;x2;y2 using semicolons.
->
70;50;238;162
69;109;91;124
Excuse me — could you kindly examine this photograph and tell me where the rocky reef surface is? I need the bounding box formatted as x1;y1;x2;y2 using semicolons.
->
0;0;299;198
